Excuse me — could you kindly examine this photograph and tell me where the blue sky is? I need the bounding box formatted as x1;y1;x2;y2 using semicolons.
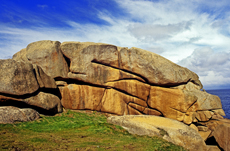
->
0;0;230;90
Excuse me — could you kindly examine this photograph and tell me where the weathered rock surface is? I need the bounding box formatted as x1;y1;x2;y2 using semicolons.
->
24;91;62;113
199;130;212;141
212;109;226;116
107;115;207;151
33;64;57;89
61;84;105;111
0;106;40;124
207;146;221;151
100;89;131;115
13;40;69;78
0;59;57;95
0;58;61;114
0;92;62;114
147;86;198;124
143;108;163;116
60;42;202;88
119;47;203;88
213;123;230;151
60;42;120;70
105;80;150;101
60;84;149;116
0;59;39;95
176;82;223;111
67;60;145;85
12;48;28;63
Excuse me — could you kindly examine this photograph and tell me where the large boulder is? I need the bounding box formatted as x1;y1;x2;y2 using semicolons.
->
0;92;62;114
107;115;207;151
24;92;62;113
13;40;69;78
175;82;223;111
67;59;145;85
0;59;39;95
0;59;60;114
0;106;40;124
60;42;202;88
119;47;203;88
0;59;57;95
172;82;224;123
213;122;230;151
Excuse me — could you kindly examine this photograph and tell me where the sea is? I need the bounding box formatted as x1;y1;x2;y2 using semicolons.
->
206;89;230;119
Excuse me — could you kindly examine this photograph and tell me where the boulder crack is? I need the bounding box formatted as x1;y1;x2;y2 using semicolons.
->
91;60;148;82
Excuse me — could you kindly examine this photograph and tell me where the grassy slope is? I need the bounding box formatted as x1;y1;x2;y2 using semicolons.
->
0;110;186;151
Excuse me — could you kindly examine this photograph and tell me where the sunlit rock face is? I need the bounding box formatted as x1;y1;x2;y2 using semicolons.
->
10;40;223;121
1;40;227;148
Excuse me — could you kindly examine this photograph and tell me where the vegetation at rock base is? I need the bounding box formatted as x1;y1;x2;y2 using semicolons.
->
0;109;186;151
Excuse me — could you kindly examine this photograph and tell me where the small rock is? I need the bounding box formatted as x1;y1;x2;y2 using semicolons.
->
0;106;40;124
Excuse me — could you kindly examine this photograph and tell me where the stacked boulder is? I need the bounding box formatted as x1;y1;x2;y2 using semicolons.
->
0;41;64;121
0;40;229;150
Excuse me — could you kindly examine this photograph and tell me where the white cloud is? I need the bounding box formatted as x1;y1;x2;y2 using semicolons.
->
0;0;230;89
128;21;192;41
178;47;230;89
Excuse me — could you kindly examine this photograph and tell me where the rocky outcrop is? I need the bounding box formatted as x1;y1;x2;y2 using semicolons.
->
0;59;62;115
107;115;207;151
0;40;227;149
0;106;40;124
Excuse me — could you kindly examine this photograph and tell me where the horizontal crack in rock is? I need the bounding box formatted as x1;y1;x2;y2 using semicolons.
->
91;60;148;82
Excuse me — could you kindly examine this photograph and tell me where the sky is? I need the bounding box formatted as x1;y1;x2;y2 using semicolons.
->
0;0;230;90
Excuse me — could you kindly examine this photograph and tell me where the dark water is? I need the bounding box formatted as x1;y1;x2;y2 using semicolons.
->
206;89;230;119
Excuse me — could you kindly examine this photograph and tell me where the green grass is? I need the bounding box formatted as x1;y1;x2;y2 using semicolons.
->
0;109;186;151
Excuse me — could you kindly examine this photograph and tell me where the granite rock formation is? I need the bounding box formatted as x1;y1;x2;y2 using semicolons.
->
0;40;228;150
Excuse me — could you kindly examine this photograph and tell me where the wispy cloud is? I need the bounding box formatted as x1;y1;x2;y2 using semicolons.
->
0;0;230;89
37;5;48;9
128;21;192;41
178;47;230;89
